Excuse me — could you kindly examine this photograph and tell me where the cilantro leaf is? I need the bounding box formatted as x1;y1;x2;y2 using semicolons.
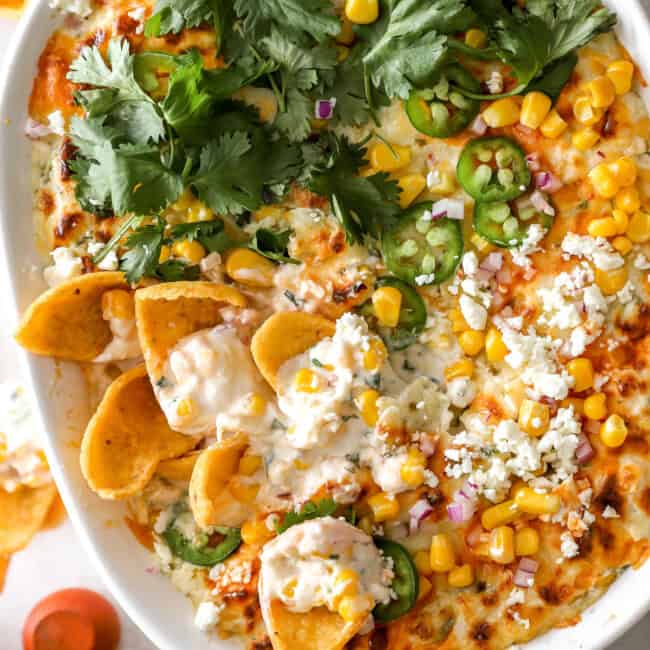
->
156;259;201;281
249;228;299;264
276;498;338;534
119;220;165;283
170;219;237;253
145;0;218;37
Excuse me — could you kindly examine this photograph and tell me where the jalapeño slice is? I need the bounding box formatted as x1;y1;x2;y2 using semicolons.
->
373;538;419;623
383;202;463;287
473;194;555;248
457;137;531;202
406;65;481;138
133;51;178;95
163;522;241;567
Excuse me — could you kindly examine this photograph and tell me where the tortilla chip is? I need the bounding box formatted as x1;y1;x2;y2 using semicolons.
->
81;365;196;499
189;434;252;529
266;600;362;650
156;452;200;482
135;282;246;383
0;483;57;555
15;271;129;361
0;555;9;593
251;312;335;390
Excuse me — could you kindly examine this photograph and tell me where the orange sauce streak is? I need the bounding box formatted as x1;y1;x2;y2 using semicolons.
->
0;0;24;8
124;517;155;552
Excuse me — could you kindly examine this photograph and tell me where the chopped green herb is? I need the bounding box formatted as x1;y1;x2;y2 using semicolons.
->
276;498;338;534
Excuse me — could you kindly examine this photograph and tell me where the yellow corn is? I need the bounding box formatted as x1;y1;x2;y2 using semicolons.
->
428;170;456;196
612;210;630;234
573;95;603;126
225;248;276;288
282;578;297;599
430;533;456;573
417;576;433;601
607;60;634;95
397;174;426;209
368;493;399;522
481;499;519;530
345;0;379;24
600;413;628;448
540;110;568;139
186;202;213;223
337;17;356;45
449;308;469;333
588;75;616;108
358;389;380;426
448;564;474;588
445;359;474;381
518;399;550;437
372;286;402;327
567;357;595;392
253;205;286;222
414;550;433;576
241;518;273;545
458;330;485;357
338;595;368;622
513;487;561;515
333;568;360;604
488;526;515;565
239;453;263;476
485;327;508;363
482;98;521;128
363;338;388;371
612;236;633;255
587;216;618;238
369;142;411;172
294;368;320;393
615;187;641;214
102;289;135;320
515;527;540;556
611;156;638;188
627;212;650;243
595;266;628;296
229;478;260;503
400;448;427;488
572;128;600;151
520;92;552;129
176;398;194;418
589;163;619;199
159;244;171;263
171;240;206;264
247;393;267;417
465;28;487;49
584;393;607;421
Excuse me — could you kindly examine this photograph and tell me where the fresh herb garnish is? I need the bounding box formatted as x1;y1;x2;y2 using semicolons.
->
170;219;238;253
276;498;338;534
249;228;299;264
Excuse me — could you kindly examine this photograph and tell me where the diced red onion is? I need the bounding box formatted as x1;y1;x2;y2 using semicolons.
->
419;434;437;458
459;480;479;501
409;499;433;533
314;98;336;120
518;557;539;573
535;171;563;194
530;190;556;216
496;266;512;284
475;268;494;283
432;198;464;220
470;114;487;135
480;252;504;273
576;434;595;464
447;500;473;523
24;118;52;139
525;152;541;172
513;558;539;588
492;290;507;309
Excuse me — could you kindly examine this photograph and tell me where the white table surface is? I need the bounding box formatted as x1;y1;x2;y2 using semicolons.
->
0;5;650;650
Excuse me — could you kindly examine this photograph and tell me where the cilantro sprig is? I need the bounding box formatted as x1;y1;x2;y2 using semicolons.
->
275;498;338;534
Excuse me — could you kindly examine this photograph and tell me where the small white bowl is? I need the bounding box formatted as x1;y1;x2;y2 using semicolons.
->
0;1;649;649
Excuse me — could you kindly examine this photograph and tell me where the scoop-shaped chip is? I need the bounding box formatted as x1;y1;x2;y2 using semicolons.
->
156;452;200;482
251;312;335;390
0;484;57;555
135;282;247;383
15;272;129;361
81;365;196;499
189;434;252;529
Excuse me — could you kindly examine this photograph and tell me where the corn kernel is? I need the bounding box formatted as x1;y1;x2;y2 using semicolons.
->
239;453;263;476
589;163;619;199
488;526;515;565
241;518;273;545
448;564;474;588
612;210;630;234
600;413;628;448
172;240;206;264
247;394;266;417
229;478;260;503
513;486;561;515
471;232;495;254
176;398;194;418
567;357;595;392
615;187;640;214
611;156;637;187
540;110;568;139
357;389;380;427
337;16;356;45
369;142;411;172
253;205;286;222
449;308;469;333
445;359;474;381
482;98;521;128
595;266;628;296
588;75;616;108
430;533;456;573
225;248;276;288
338;595;371;622
368;493;399;522
520;92;552;129
481;499;519;530
607;60;634;95
102;289;135;320
458;330;485;357
334;569;360;602
414;550;433;576
587;216;618;238
400;448;426;487
485;328;508;363
418;576;433;601
627;212;650;243
573;95;604;126
158;245;171;263
282;578;297;599
515;527;540;556
363;338;388;371
612;236;633;255
465;28;487;49
345;0;379;24
294;368;320;393
372;286;402;327
584;393;607;421
518;399;550;437
572;128;600;151
398;173;426;209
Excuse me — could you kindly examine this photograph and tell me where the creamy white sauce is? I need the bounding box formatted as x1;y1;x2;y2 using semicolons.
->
43;246;82;287
94;315;141;363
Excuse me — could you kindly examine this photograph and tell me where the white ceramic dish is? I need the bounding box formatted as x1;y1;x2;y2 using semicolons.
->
1;1;650;649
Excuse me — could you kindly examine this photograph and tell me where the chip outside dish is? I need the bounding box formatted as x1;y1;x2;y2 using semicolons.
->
0;1;650;649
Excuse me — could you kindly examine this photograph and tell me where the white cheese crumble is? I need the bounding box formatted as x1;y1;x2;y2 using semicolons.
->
43;247;83;287
561;233;624;271
194;601;224;632
602;505;620;519
560;532;580;559
510;224;545;268
48;0;93;17
47;110;65;136
87;241;119;271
